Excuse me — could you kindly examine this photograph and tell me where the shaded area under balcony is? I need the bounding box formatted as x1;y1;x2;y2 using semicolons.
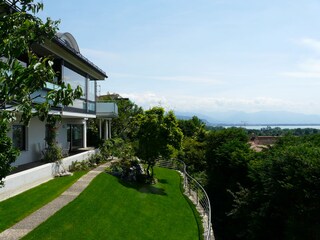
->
96;102;118;140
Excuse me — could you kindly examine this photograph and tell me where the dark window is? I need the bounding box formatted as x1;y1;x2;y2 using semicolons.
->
67;124;83;150
12;125;26;150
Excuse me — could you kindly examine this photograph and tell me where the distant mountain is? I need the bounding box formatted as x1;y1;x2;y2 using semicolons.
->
175;111;320;125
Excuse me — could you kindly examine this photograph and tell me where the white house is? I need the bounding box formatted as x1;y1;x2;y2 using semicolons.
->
0;2;118;201
7;32;118;167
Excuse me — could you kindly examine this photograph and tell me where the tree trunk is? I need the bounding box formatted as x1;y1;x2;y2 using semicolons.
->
151;165;154;178
146;163;151;177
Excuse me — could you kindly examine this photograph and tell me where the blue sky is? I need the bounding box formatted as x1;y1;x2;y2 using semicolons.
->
40;0;320;116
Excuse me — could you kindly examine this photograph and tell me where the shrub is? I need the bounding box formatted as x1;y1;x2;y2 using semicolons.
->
88;153;104;165
43;144;63;163
107;158;145;183
99;138;135;162
69;161;90;172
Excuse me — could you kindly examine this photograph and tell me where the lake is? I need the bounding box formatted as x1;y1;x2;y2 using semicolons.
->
217;125;320;130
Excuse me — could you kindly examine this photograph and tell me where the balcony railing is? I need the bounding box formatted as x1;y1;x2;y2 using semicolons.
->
44;81;60;90
96;102;118;118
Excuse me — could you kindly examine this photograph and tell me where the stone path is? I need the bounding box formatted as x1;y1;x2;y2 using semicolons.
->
0;162;114;240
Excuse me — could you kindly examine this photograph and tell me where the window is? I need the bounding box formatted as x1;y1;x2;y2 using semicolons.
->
88;80;96;101
67;124;84;150
12;125;27;150
62;66;86;97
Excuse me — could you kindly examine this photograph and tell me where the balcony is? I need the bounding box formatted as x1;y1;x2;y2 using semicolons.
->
96;102;118;118
30;81;61;104
44;81;60;90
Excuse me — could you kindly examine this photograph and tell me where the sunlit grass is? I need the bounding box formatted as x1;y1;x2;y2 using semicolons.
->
23;168;202;240
0;171;86;232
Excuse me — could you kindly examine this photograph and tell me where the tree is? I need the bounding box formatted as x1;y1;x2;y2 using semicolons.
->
0;0;82;185
135;107;183;178
178;116;206;139
230;135;320;240
205;128;252;240
178;136;207;184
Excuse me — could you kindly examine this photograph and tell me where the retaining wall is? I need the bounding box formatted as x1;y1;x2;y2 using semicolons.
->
0;149;98;202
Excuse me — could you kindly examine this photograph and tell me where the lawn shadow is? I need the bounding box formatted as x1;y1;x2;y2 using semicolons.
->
117;178;167;196
157;179;168;184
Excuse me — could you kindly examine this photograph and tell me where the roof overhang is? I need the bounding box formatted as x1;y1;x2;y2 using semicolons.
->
42;39;107;80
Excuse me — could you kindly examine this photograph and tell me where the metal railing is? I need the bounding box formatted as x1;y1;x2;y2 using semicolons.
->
156;159;214;240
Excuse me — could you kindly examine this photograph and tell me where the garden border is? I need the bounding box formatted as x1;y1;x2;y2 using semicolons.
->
0;149;98;202
156;159;215;240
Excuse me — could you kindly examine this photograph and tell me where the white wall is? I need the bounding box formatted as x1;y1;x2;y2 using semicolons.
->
56;120;69;149
9;117;86;167
9;118;46;167
0;149;98;202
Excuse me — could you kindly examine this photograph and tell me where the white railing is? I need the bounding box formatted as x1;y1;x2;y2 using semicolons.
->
156;159;214;240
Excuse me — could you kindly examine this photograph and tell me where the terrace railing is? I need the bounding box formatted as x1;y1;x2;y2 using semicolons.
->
156;159;214;240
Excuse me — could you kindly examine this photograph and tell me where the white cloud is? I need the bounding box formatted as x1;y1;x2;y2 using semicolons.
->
282;71;320;79
121;92;170;110
283;38;320;79
300;38;320;52
110;72;223;85
299;59;320;71
119;92;316;114
282;59;320;79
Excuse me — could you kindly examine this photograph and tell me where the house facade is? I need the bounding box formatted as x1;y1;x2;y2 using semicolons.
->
7;32;118;167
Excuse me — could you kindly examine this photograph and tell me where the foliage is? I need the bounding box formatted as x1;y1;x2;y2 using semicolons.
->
247;126;320;137
178;136;207;184
87;153;103;165
0;0;82;185
98;139;114;161
229;135;320;240
134;107;183;178
178;116;206;140
0;121;19;186
23;168;201;240
42;115;66;163
69;161;91;172
205;127;252;240
43;143;63;163
107;158;145;183
99;137;134;161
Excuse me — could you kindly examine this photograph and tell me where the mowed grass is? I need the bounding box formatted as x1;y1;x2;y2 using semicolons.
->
23;168;202;240
0;171;86;232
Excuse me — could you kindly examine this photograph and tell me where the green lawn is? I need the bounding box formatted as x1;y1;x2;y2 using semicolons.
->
0;171;86;232
23;168;202;240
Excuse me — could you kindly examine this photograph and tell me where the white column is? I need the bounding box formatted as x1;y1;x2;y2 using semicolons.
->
105;120;109;140
108;119;112;139
83;119;87;148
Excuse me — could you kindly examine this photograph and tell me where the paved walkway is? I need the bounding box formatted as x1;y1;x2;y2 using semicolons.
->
0;162;114;240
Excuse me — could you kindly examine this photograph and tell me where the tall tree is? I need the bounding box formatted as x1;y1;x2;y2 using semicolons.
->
205;128;252;240
178;116;206;139
135;107;183;178
0;0;82;186
230;135;320;240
